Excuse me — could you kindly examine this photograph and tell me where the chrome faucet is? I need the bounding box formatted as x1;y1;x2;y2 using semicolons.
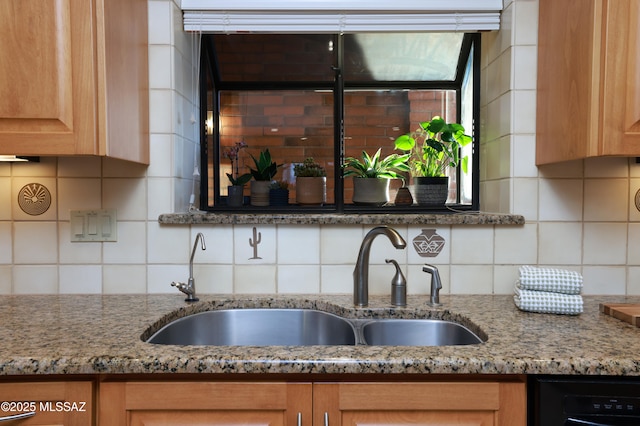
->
171;232;206;302
422;264;442;306
353;226;406;307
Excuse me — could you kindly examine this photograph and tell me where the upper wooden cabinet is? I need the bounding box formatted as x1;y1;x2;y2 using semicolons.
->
0;0;149;164
536;0;640;165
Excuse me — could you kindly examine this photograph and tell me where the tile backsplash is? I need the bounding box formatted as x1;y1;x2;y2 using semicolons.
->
1;0;640;296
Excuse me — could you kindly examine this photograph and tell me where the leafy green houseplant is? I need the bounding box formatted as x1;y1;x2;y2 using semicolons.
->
343;148;410;180
248;148;280;181
394;116;471;206
247;148;281;206
294;157;327;205
343;148;410;206
393;116;472;178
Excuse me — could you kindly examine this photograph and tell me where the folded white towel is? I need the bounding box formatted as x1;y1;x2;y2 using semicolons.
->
514;283;583;315
518;265;583;295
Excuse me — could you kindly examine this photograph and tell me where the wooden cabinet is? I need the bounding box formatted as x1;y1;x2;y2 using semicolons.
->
536;0;640;165
98;380;526;426
0;0;148;164
98;382;313;426
314;382;525;426
0;381;93;425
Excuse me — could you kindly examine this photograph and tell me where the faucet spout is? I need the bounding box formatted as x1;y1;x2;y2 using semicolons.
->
353;226;406;307
189;232;206;285
172;232;206;302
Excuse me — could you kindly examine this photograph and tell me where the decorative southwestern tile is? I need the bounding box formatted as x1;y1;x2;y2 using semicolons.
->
412;228;446;258
12;177;57;221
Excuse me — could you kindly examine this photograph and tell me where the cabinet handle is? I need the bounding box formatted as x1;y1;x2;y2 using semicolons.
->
0;412;36;422
324;412;329;426
297;412;302;426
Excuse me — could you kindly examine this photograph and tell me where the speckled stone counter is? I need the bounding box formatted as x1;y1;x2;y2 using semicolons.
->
158;212;525;225
0;294;638;376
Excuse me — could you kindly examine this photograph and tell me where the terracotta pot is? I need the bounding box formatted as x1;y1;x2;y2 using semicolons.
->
295;176;326;205
352;178;390;206
394;186;414;206
412;176;448;206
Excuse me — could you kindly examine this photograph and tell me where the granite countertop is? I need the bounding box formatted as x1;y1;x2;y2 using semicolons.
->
1;294;639;377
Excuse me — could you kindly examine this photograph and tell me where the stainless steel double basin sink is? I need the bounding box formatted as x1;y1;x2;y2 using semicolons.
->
145;308;485;347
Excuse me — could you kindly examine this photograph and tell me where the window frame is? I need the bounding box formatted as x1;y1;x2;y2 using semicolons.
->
199;33;480;213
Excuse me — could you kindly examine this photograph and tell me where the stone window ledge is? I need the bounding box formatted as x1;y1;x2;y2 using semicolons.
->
158;212;525;226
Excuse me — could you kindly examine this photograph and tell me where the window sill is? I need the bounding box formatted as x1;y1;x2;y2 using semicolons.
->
158;211;525;226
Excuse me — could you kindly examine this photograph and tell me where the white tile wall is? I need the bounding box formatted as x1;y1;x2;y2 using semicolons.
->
1;0;639;297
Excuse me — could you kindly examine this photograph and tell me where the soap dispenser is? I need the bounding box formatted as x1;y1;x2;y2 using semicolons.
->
386;259;407;307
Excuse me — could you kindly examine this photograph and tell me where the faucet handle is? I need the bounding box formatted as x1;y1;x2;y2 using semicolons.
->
386;259;406;307
422;264;442;306
171;281;199;302
171;281;186;290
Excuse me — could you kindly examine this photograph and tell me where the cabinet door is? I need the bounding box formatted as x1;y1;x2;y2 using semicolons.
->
536;0;640;164
600;0;640;156
314;382;525;426
0;0;96;156
99;382;312;426
0;381;93;425
0;0;148;163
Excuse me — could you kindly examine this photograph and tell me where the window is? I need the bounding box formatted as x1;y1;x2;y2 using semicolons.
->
200;32;480;212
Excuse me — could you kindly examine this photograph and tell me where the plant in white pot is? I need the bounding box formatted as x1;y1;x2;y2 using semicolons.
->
394;116;472;206
247;148;281;206
342;148;410;206
293;157;327;205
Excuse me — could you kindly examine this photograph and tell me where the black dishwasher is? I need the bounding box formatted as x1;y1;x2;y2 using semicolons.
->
529;376;640;426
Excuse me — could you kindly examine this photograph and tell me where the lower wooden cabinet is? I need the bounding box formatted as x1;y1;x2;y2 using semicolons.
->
98;382;312;426
0;381;93;425
314;382;526;426
98;379;526;426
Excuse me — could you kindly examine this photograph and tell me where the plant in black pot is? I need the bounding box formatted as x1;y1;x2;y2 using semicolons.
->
269;180;289;206
247;148;281;206
394;116;471;206
343;148;410;206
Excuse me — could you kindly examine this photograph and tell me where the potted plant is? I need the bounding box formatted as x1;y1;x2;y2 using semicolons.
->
394;116;472;206
342;148;410;206
247;148;281;206
222;141;251;207
269;180;289;206
294;157;327;205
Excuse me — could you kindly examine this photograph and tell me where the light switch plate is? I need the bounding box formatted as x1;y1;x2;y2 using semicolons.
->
70;209;117;242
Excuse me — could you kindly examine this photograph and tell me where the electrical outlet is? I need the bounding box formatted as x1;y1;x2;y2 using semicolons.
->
70;209;117;242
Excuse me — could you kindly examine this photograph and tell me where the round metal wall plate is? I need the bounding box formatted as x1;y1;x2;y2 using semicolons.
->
17;183;52;216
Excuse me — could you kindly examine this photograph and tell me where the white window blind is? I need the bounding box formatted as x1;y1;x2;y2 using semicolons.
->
181;0;502;33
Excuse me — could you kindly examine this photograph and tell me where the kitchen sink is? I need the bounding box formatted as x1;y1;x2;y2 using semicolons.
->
146;308;357;346
360;319;483;346
145;308;485;347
